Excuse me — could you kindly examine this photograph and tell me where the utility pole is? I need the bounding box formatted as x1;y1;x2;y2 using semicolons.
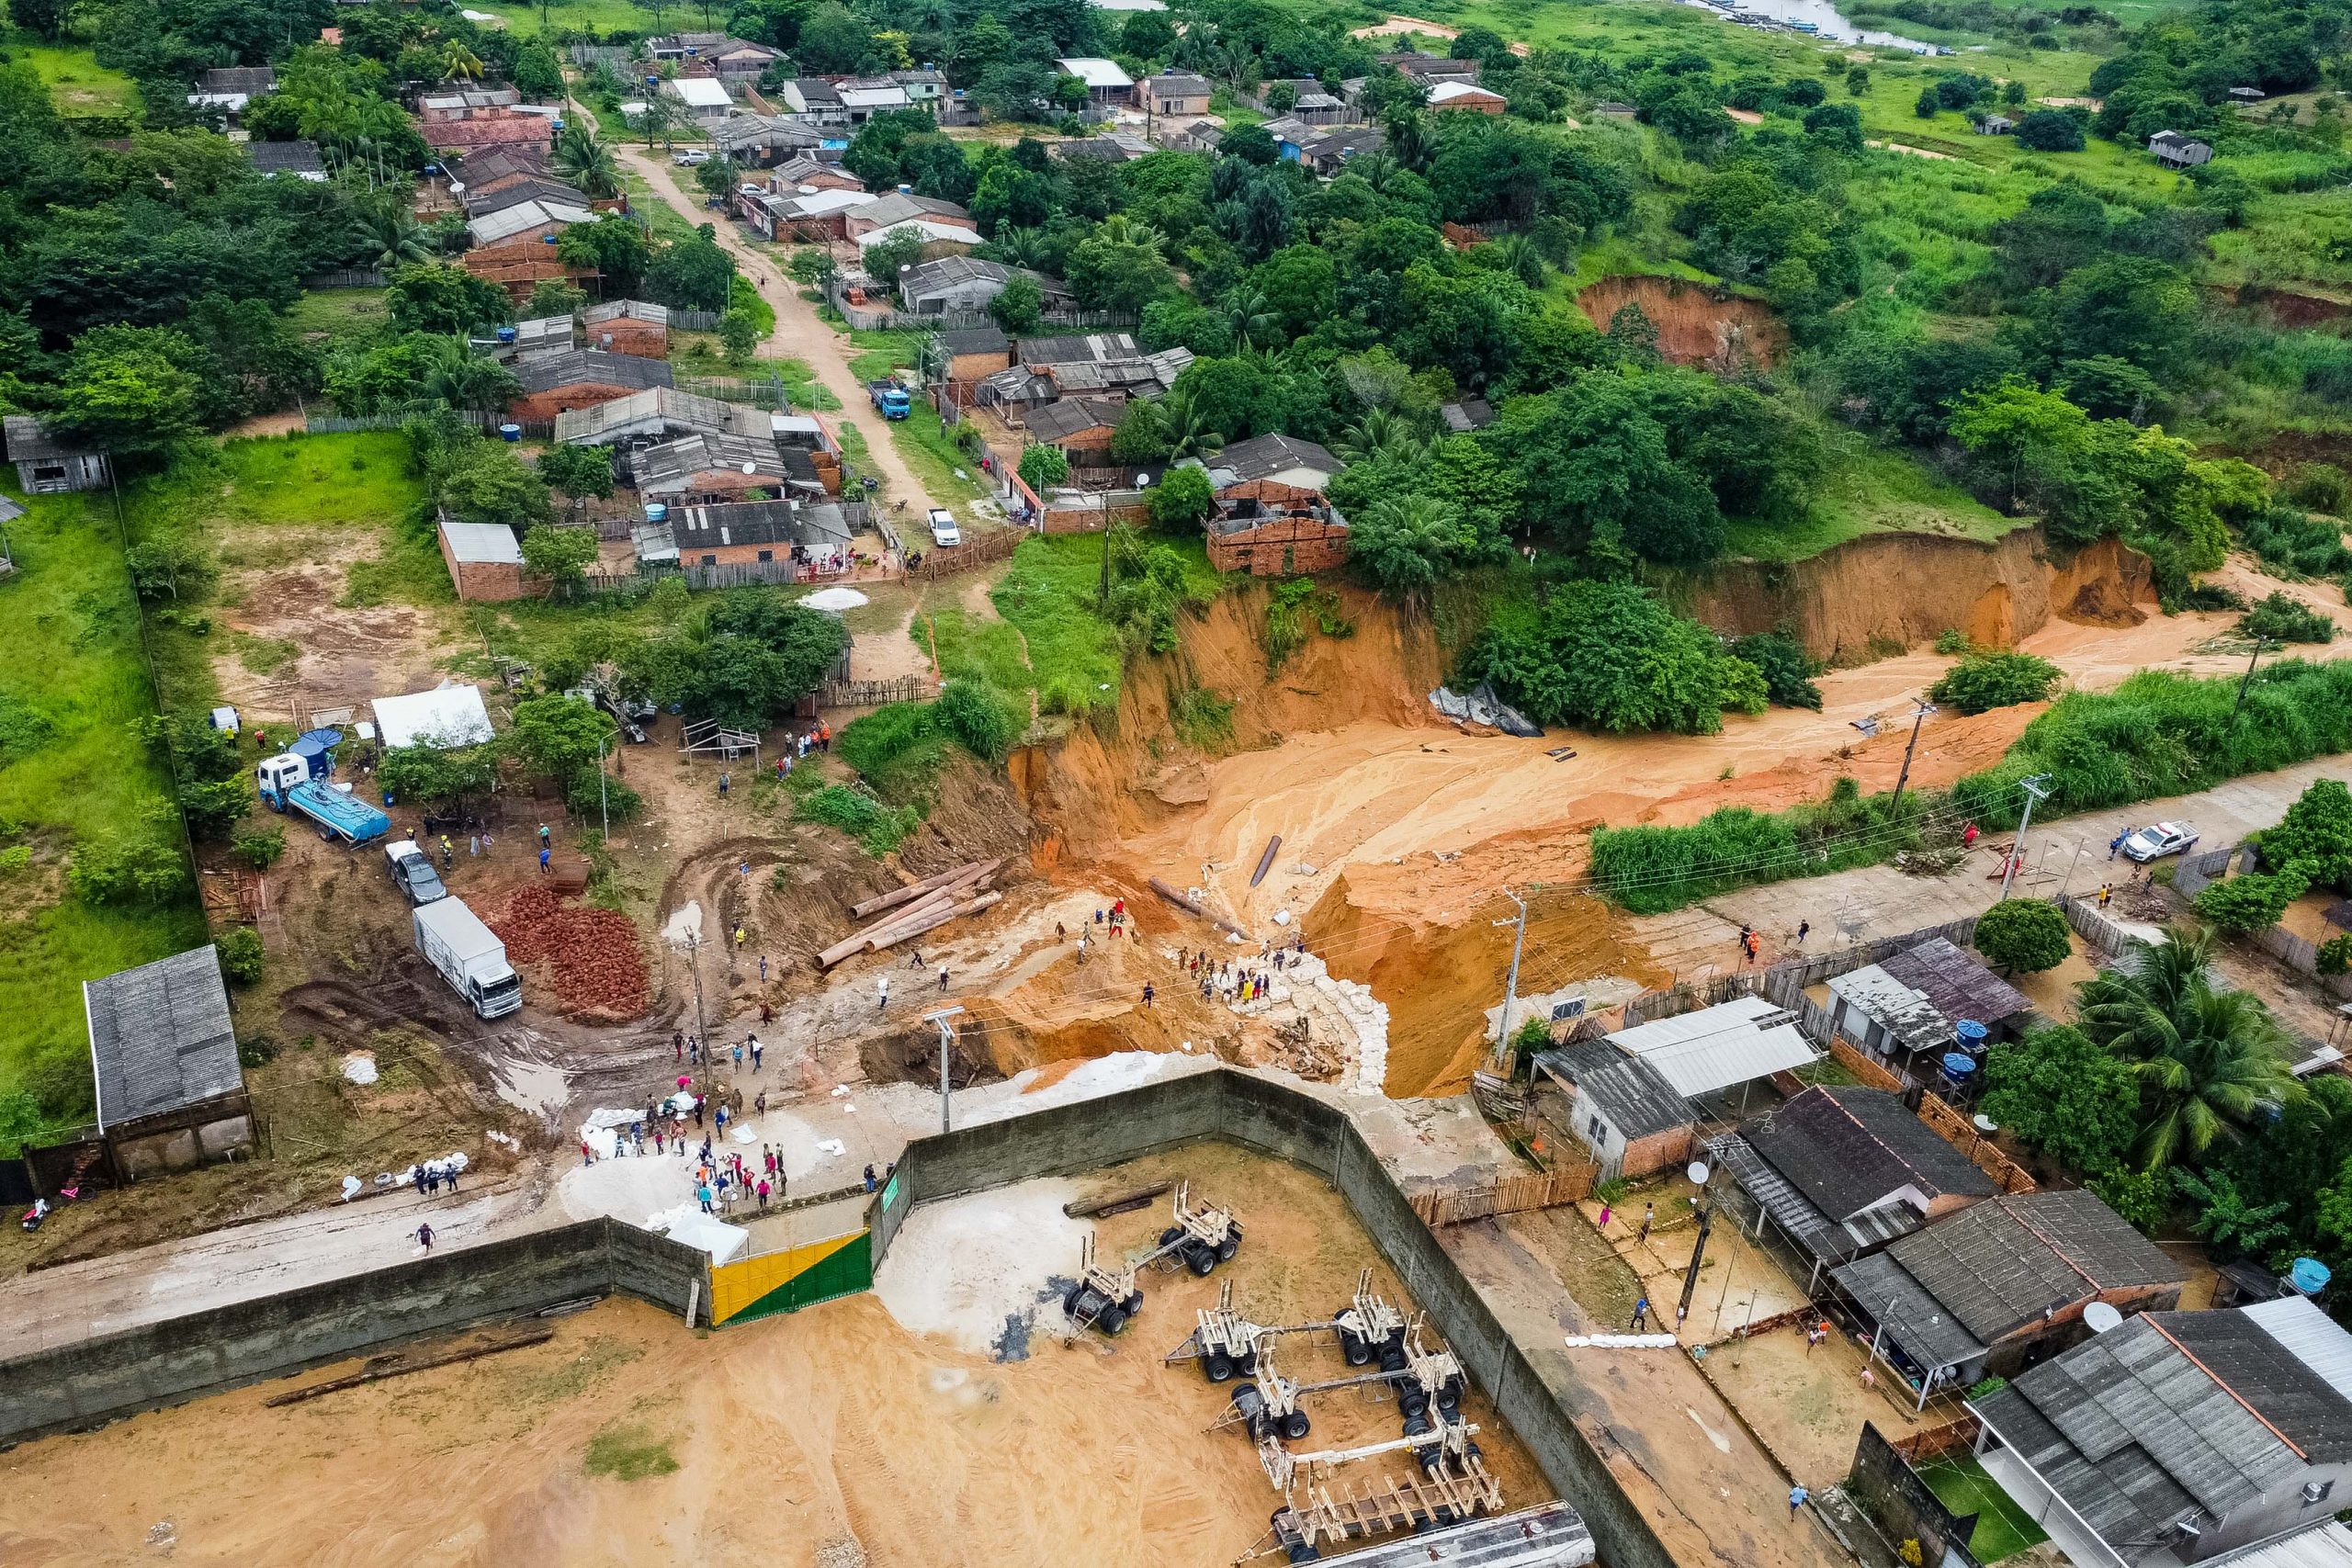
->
1998;773;2053;902
683;930;709;1048
596;730;610;840
1888;696;1937;813
924;1006;965;1132
1097;519;1114;612
2231;637;2278;726
1677;1187;1715;1331
1492;888;1527;1057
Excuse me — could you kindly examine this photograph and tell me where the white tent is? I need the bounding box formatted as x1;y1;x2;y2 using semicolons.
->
374;684;495;750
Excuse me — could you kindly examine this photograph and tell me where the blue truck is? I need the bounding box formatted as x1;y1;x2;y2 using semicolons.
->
256;732;392;845
867;378;910;420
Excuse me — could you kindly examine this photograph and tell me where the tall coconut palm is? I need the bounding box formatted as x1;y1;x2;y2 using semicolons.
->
987;226;1050;270
1488;232;1545;289
356;198;434;267
1221;284;1280;351
553;127;623;199
1094;213;1165;254
440;39;484;83
1335;407;1428;468
2075;925;2301;1171
420;338;526;415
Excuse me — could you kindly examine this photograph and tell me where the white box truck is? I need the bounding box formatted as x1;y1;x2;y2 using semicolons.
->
414;897;523;1020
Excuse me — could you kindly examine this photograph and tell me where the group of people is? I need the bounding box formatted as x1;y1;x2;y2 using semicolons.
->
695;1141;796;1215
1186;931;1311;1007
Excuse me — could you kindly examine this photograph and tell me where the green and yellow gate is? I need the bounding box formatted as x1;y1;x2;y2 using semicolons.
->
709;1229;872;1325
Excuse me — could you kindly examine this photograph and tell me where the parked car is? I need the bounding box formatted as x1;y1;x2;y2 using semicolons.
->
927;507;961;548
384;839;449;906
2121;821;2199;862
673;149;710;167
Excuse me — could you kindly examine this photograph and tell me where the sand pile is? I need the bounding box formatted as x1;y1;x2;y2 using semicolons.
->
873;1179;1088;1357
489;886;648;1019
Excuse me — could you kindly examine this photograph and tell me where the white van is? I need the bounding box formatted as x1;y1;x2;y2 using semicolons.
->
926;507;961;548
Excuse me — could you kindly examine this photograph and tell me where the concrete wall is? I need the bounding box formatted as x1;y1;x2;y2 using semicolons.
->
0;1218;705;1448
869;1068;1677;1568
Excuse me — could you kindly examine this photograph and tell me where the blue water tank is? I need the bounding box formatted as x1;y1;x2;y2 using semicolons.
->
1955;1019;1988;1046
1941;1052;1976;1078
498;423;523;443
2293;1258;2333;1295
495;324;518;344
645;502;669;523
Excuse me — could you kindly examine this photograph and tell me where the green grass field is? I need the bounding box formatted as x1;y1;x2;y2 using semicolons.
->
4;32;138;118
1724;435;2023;563
0;486;209;1122
286;287;392;347
1914;1454;2052;1562
989;532;1220;714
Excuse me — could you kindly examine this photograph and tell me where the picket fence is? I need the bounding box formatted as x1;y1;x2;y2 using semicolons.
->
1408;1163;1597;1226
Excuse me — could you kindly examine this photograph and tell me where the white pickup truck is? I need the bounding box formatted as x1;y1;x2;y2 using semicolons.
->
926;507;961;548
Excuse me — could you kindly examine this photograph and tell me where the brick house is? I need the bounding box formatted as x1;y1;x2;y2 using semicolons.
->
630;433;797;504
1025;397;1123;459
423;108;556;156
508;350;675;425
1427;81;1508;115
667;497;854;569
930;325;1015;389
438;518;528;601
581;300;672;359
1531;1040;1695;1181
1139;70;1212;117
1204;480;1350;576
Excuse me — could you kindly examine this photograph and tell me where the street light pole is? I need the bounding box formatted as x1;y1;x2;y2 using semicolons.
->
1998;773;2053;902
924;1006;965;1133
597;731;610;841
1492;888;1527;1058
1889;697;1938;814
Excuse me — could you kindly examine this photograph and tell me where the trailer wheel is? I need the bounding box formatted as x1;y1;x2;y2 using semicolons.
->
1385;1325;1408;1353
1340;1330;1371;1367
1123;1291;1144;1316
1463;1439;1483;1465
1216;1234;1239;1262
1205;1352;1236;1383
1379;1346;1408;1374
1400;1411;1433;1438
1286;1544;1320;1564
1281;1410;1310;1441
1063;1287;1087;1319
1186;1246;1216;1277
1396;1385;1429;1419
1096;1304;1127;1336
1159;1225;1184;1247
1238;1348;1258;1375
1434;1386;1460;1417
1442;1373;1466;1402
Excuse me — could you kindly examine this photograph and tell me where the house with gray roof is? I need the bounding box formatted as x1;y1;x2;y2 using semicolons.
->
1832;1189;2187;1405
4;414;109;493
898;255;1073;317
83;946;254;1181
1193;433;1348;491
1973;1297;2352;1567
554;388;768;447
1532;1040;1695;1180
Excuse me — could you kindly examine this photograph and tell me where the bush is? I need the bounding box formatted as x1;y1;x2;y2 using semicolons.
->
797;784;924;856
934;680;1025;762
1933;628;1974;656
2013;108;2086;152
2197;865;2310;935
1590;775;1929;913
1974;898;2073;974
1929;650;2063;714
216;925;265;987
2239;592;2336;644
565;771;642;823
2242;507;2352;580
1460;581;1768;736
1018;444;1070;491
69;836;190;907
230;825;287;870
1728;630;1823;710
2092;1167;2164;1232
2320;932;2352;976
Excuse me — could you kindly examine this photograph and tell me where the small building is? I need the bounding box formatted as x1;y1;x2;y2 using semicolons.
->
461;173;593;220
1024;396;1124;457
1192;433;1347;493
1591;100;1639;121
1716;1083;1997;1291
668;497;853;569
1972;1297;2352;1568
711;112;828;166
1297;125;1384;175
1203;480;1349;576
438;518;527;601
892;68;948;107
1140;71;1212;117
1826;935;2033;1075
1289;85;1350;125
742;185;874;242
1428;81;1509;115
1976;114;2015;134
448;144;555;190
1049;130;1156;163
930;324;1016;386
418;85;521;120
4;414;109;493
844;190;976;241
555;387;768;447
836;77;912;122
375;683;496;750
187;65;275;116
630;432;797;503
1532;1040;1696;1181
1152;115;1221;152
465;196;594;252
1832;1189;2188;1405
2150;129;2215;167
1440;398;1493;434
508;314;574;356
1057;56;1136;107
768;154;862;193
422;108;555;155
702;38;783;83
1605;993;1820;1106
1382;52;1482;85
509;349;675;424
775;78;847;125
899;254;1073;316
83;946;253;1182
581;299;671;359
245;139;327;180
664;75;736;119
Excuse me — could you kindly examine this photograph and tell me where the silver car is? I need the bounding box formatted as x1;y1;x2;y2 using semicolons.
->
2121;821;2199;862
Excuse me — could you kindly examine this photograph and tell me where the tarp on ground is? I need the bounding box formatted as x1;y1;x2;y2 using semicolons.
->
374;683;495;750
643;1204;751;1264
1428;682;1543;738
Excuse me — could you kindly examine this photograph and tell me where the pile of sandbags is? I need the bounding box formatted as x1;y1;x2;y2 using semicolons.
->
819;859;1002;968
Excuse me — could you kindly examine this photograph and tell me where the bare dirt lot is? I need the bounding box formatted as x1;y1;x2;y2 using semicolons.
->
0;1145;1547;1568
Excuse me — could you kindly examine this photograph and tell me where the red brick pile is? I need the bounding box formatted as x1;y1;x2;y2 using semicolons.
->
489;886;649;1019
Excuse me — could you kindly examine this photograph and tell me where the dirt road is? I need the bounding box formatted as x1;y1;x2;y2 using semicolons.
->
610;142;942;517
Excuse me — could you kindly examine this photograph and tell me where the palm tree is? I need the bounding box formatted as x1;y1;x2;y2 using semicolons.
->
356;199;433;267
553;128;624;199
1350;149;1400;192
1489;232;1545;289
1221;284;1279;351
440;39;484;83
420;338;526;415
988;226;1050;270
2075;925;2301;1171
1353;494;1459;616
1094;213;1165;254
1335;407;1428;468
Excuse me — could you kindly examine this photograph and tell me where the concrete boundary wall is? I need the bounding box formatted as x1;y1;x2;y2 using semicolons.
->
0;1217;705;1447
870;1069;1676;1568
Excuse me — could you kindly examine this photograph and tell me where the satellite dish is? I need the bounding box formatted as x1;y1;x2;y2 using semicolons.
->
741;461;757;474
1686;1160;1711;1187
2085;1302;2123;1334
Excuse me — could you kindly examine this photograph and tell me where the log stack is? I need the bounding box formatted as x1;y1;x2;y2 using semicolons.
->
820;859;1003;967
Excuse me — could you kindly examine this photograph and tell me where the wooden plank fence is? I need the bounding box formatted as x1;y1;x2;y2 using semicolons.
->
1408;1163;1597;1226
2054;892;2140;963
910;525;1023;578
2170;845;2236;899
301;268;388;289
822;675;931;707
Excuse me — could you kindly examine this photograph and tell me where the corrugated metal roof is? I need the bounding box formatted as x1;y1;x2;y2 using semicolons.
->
1879;1190;2187;1343
1711;1131;1921;1263
440;520;523;565
1534;1042;1693;1141
1832;1251;1987;1371
85;947;241;1129
1742;1084;1993;1223
1881;935;2033;1026
2168;1309;2352;1461
2210;1522;2352;1568
1607;995;1820;1100
2245;1295;2352;1404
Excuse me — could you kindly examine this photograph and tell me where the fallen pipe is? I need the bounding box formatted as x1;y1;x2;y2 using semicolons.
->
1148;877;1250;941
1250;834;1282;888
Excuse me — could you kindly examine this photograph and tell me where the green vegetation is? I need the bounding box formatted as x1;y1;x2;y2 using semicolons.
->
2239;590;2336;643
1973;897;2074;975
582;1424;680;1483
797;783;924;857
989;532;1219;716
1591;776;1935;914
1913;1454;2051;1562
1929;649;2064;713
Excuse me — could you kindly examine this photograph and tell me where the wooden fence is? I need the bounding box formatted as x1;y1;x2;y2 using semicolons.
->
2170;844;2238;898
2054;892;2141;964
822;675;932;707
1408;1162;1597;1226
301;268;388;289
910;525;1024;578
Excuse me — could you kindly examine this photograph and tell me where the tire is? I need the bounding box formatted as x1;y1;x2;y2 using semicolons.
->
1187;1247;1216;1277
1442;1373;1465;1402
1216;1234;1239;1262
1340;1329;1369;1367
1205;1352;1236;1383
1434;1387;1460;1417
1286;1545;1320;1564
1238;1349;1258;1375
1385;1325;1408;1353
1096;1304;1127;1336
1124;1292;1144;1316
1063;1287;1088;1320
1379;1346;1408;1374
1160;1225;1184;1247
1397;1386;1429;1419
1464;1439;1483;1465
1400;1411;1433;1439
1282;1410;1311;1441
1420;1450;1446;1479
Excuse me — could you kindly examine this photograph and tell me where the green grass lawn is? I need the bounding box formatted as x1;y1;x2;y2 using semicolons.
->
1722;435;2022;564
0;486;209;1123
1914;1454;2051;1562
989;532;1219;715
6;33;138;118
286;288;391;347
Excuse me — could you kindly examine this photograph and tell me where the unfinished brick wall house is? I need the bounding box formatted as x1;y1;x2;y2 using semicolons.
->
1203;479;1350;575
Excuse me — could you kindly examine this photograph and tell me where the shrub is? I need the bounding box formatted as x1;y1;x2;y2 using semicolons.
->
1974;898;2072;974
2196;865;2310;935
2239;591;2335;644
1929;650;2063;714
2013;108;2086;152
1728;630;1823;710
1590;775;1929;913
2091;1166;2164;1232
1460;581;1767;736
797;784;924;856
231;825;287;870
2320;933;2352;976
69;836;190;907
566;771;642;823
2242;506;2352;580
934;680;1025;762
216;925;265;987
1017;444;1070;491
1933;628;1974;656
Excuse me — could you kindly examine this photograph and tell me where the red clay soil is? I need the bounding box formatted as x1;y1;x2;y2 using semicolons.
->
487;886;649;1021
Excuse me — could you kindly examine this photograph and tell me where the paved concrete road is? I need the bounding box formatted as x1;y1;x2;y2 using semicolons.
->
613;141;944;518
